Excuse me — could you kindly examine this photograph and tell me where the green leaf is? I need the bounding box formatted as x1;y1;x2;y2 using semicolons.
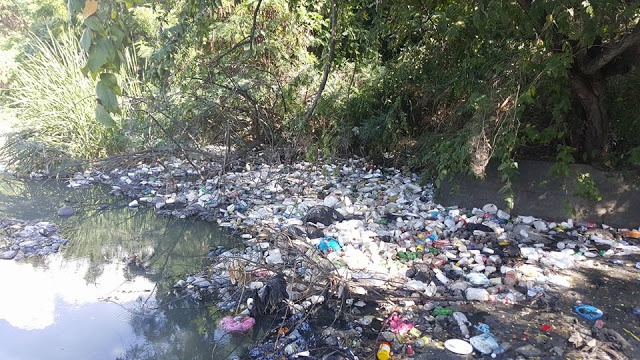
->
95;103;117;127
504;196;514;209
110;24;126;48
79;28;92;51
86;36;112;73
100;72;122;95
99;72;118;87
67;0;82;17
83;16;104;34
96;79;120;114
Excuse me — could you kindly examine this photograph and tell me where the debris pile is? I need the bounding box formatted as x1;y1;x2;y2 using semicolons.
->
62;157;640;358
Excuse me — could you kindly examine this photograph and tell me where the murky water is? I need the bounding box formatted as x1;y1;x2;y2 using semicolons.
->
0;178;247;360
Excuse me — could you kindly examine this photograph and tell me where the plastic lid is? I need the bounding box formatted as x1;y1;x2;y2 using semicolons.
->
444;339;473;354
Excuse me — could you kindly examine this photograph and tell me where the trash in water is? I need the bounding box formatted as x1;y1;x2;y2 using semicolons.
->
219;316;255;333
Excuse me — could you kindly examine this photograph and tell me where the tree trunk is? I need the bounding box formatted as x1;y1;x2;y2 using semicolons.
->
568;67;609;161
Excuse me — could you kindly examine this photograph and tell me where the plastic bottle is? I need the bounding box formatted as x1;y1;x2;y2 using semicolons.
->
491;346;506;358
377;342;391;360
434;269;450;285
433;307;453;316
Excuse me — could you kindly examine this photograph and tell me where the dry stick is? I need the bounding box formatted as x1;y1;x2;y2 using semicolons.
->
249;0;263;51
301;0;337;124
140;109;203;179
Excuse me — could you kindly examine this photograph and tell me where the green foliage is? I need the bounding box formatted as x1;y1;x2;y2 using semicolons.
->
0;28;142;173
3;0;638;185
607;73;640;168
0;0;68;88
550;145;576;178
574;172;602;202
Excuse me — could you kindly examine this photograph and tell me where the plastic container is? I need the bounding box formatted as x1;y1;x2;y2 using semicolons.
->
377;342;391;360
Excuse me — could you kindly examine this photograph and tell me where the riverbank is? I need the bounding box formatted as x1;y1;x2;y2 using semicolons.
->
3;154;640;359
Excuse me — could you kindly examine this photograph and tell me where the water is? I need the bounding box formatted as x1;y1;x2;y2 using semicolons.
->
0;178;246;360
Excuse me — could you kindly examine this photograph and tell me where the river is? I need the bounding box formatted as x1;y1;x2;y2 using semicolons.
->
0;178;247;360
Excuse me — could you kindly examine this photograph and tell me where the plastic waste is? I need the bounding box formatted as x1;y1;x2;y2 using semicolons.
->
434;269;450;285
466;272;490;286
444;339;473;355
433;307;454;316
389;312;414;334
574;304;603;320
219;316;255;333
465;287;490;301
494;289;526;304
527;286;545;298
377;341;391;360
317;238;341;252
406;344;415;356
491;345;506;358
470;332;500;354
503;270;517;287
474;323;491;333
453;312;470;338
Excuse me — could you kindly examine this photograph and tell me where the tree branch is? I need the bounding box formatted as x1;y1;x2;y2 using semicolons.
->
249;0;263;51
581;22;640;75
301;0;337;124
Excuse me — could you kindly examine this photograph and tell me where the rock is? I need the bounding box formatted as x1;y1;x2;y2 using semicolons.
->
57;206;75;217
193;279;211;287
323;195;340;208
18;240;39;247
516;344;542;357
0;250;18;260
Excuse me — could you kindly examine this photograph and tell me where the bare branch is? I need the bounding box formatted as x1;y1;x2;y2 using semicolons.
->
249;0;263;51
581;22;640;75
301;0;338;124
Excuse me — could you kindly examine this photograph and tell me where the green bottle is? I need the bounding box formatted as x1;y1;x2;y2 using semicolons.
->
433;307;453;316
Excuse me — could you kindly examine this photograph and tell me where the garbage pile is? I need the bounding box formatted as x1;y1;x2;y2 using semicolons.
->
67;157;640;359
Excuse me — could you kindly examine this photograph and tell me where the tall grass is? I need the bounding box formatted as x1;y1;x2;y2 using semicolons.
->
0;28;140;174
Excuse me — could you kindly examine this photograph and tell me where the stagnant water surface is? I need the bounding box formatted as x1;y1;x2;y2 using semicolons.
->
0;178;246;360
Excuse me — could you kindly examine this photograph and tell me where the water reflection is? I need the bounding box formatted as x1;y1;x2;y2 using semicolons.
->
0;179;247;359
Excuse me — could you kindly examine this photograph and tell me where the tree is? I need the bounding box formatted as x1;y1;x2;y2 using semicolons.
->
515;0;640;161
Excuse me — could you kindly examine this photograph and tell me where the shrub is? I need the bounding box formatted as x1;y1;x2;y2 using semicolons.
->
0;28;140;174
